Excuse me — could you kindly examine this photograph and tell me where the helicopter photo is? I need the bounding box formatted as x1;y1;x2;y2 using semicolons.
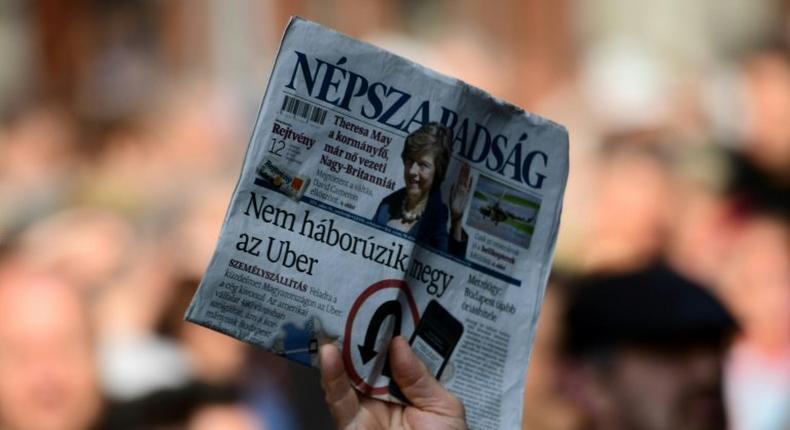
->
475;190;536;230
477;191;533;226
466;175;541;248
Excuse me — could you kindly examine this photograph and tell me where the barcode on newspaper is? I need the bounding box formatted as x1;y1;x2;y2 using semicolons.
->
281;95;327;125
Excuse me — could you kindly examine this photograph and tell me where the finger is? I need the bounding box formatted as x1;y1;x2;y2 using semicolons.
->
389;336;465;418
319;343;360;428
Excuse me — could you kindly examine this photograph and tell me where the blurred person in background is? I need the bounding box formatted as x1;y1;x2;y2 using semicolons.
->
559;262;737;430
0;103;81;240
0;262;102;430
711;44;790;430
14;207;134;294
664;144;734;288
728;46;790;215
581;133;675;272
521;274;580;430
718;212;790;430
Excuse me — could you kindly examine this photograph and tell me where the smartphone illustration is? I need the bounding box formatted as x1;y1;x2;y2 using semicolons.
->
389;300;464;402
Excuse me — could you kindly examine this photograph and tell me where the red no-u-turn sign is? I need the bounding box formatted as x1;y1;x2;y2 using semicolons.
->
342;279;420;395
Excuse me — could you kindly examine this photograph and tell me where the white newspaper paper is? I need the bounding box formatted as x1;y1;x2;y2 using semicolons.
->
186;17;568;430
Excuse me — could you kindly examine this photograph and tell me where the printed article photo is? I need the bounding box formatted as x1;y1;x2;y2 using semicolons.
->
372;123;469;258
467;174;540;249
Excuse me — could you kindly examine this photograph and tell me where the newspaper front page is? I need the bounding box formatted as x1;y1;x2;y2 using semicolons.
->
186;17;568;430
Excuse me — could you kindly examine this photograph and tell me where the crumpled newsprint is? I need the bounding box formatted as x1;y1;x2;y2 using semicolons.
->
186;17;568;430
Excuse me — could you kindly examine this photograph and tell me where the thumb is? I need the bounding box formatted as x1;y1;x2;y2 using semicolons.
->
389;336;465;417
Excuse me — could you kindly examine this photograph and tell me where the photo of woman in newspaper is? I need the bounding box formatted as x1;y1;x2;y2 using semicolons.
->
372;122;470;257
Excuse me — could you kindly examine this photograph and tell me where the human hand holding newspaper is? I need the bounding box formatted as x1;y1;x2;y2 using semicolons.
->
320;336;468;430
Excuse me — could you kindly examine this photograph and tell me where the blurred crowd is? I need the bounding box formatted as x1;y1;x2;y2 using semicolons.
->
0;1;788;429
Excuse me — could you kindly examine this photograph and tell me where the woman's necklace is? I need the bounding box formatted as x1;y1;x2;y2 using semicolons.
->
401;198;426;223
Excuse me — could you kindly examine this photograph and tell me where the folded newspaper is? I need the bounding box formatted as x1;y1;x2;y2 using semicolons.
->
186;17;568;430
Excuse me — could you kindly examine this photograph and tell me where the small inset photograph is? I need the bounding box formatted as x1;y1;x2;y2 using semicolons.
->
255;157;310;200
467;175;540;249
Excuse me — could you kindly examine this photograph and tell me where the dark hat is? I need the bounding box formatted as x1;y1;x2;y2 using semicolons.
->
562;262;738;357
